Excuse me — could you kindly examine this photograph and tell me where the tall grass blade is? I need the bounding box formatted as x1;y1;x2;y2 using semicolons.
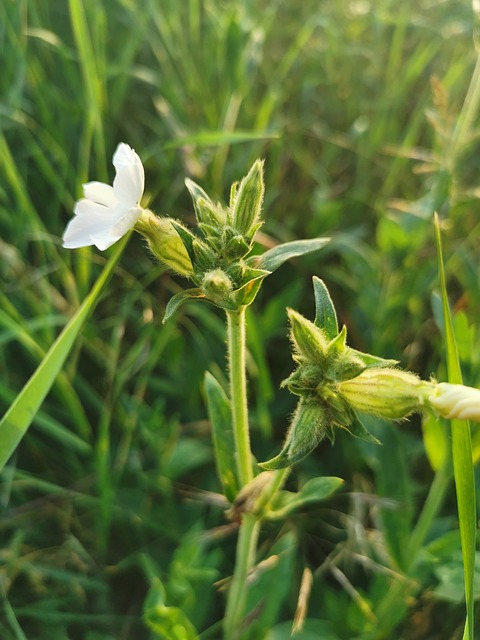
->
434;213;475;640
0;236;129;473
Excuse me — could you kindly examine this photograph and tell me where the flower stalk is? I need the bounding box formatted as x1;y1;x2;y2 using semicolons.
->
227;307;253;487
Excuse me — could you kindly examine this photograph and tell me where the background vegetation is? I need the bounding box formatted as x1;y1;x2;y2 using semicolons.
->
1;0;480;638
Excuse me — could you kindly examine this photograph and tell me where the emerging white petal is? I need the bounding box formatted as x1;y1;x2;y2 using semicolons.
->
112;143;145;207
63;142;145;251
83;181;116;207
429;382;480;421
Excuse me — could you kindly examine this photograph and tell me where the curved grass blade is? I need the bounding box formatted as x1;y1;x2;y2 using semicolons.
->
434;213;475;640
0;235;129;473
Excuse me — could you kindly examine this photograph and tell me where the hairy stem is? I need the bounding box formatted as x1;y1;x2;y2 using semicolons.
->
224;308;257;639
227;308;253;486
224;514;260;640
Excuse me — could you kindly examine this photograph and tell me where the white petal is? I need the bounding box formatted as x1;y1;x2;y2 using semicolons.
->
112;143;145;207
89;228;124;250
83;181;116;207
63;200;117;248
110;206;142;237
431;383;480;422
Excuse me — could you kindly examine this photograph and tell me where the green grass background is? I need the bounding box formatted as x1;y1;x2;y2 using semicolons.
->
1;0;480;638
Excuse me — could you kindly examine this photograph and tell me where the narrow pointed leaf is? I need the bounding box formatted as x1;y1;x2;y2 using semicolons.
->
255;237;329;273
163;288;205;323
0;235;129;473
313;276;338;339
204;372;238;501
435;213;475;640
268;477;344;519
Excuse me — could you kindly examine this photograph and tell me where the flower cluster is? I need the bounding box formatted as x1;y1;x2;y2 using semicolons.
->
261;278;480;469
63;143;329;319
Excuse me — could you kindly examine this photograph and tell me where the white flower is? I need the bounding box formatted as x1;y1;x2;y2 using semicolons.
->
429;382;480;421
63;143;145;250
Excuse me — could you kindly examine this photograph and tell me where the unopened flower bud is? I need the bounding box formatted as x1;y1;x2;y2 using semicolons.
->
428;382;480;421
201;269;233;303
338;368;431;420
135;211;194;276
231;159;265;238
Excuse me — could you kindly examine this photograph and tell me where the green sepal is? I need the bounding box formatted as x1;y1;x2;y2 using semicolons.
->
169;220;198;266
348;348;399;369
231;268;270;307
327;325;347;354
204;372;239;502
229;180;239;209
313;276;339;339
163;288;205;323
143;577;200;640
254;237;330;273
231;158;265;237
259;399;326;470
267;477;344;520
287;308;329;364
339;409;382;445
184;178;225;227
224;233;251;260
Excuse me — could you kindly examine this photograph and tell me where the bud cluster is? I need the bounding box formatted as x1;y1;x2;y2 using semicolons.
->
261;278;436;470
135;160;269;315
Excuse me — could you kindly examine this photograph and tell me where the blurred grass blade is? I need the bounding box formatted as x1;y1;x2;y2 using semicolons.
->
0;236;129;473
434;213;475;640
204;371;238;502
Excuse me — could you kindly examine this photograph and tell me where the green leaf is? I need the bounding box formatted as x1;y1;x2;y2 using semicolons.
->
268;477;344;519
0;235;129;474
255;237;329;273
434;213;475;640
204;372;238;501
313;276;338;339
163;129;280;149
144;577;199;640
163;288;205;323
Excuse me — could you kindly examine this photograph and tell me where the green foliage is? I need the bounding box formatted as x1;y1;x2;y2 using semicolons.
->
1;0;480;638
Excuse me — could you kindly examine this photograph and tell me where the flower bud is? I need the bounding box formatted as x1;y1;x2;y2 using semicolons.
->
201;269;233;303
231;159;265;238
287;309;329;364
135;210;194;276
260;400;327;469
428;382;480;421
338;368;430;420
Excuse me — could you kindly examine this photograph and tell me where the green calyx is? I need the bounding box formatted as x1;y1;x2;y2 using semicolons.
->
260;278;432;470
157;162;328;320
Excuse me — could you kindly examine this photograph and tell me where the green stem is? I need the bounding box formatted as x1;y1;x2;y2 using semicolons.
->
227;308;253;486
224;514;260;640
224;307;258;639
